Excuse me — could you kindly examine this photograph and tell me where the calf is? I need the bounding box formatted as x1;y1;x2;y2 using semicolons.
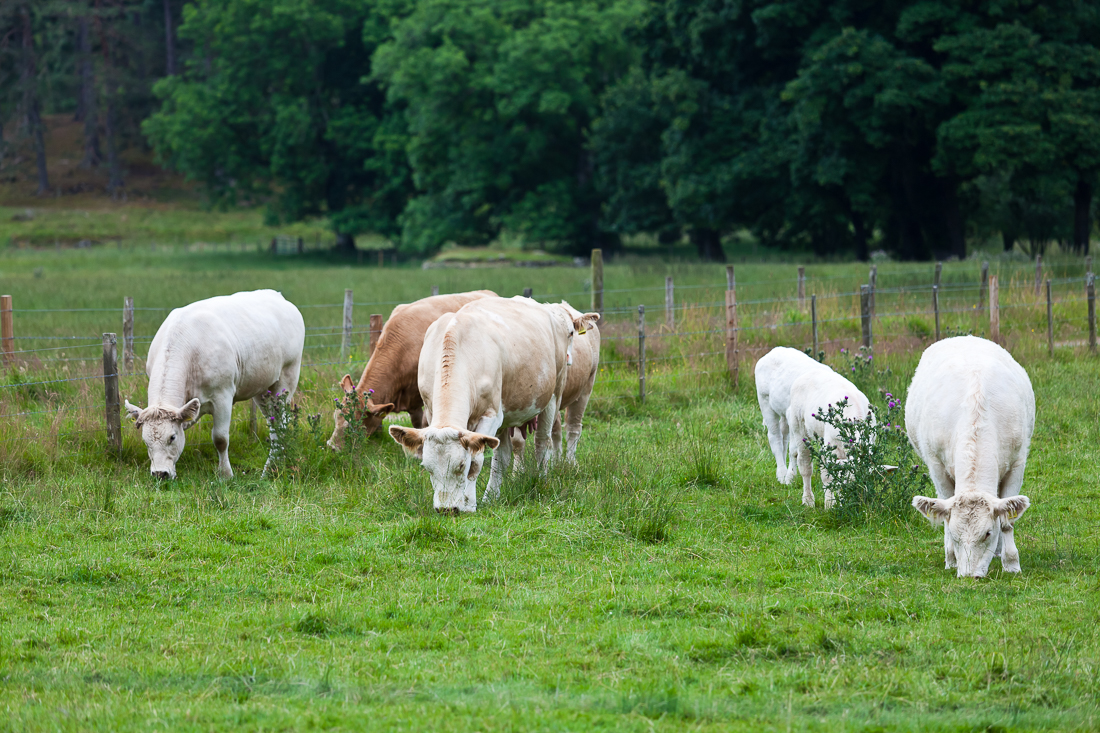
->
785;368;874;508
328;290;496;449
755;347;833;482
124;289;304;479
907;336;1034;578
389;296;598;512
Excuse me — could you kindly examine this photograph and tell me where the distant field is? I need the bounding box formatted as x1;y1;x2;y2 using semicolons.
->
1;245;1098;731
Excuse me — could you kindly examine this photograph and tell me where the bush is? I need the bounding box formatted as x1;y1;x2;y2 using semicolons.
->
806;393;931;524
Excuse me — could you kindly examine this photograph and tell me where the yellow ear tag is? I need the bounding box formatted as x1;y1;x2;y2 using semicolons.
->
1008;509;1018;520
577;327;587;335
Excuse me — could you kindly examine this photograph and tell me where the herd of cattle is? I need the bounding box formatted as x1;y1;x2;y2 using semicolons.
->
122;288;1035;579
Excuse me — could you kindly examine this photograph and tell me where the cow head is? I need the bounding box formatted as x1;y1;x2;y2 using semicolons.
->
328;374;396;450
552;302;600;366
389;425;499;513
912;493;1030;578
124;398;201;479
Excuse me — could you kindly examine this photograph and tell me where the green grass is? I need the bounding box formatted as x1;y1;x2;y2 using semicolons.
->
1;242;1099;730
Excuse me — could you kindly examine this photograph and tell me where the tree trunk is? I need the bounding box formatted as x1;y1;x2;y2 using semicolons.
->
690;226;726;262
105;90;123;196
939;179;967;260
1002;231;1015;252
851;208;869;261
21;6;49;196
163;0;176;75
1074;177;1093;255
77;15;101;169
333;231;357;254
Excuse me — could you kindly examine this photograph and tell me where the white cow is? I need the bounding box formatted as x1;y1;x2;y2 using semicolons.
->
510;300;601;464
785;368;874;508
755;347;833;481
124;289;305;479
907;336;1034;578
389;296;599;513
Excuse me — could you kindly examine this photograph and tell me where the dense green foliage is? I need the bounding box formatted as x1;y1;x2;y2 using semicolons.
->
4;1;1100;257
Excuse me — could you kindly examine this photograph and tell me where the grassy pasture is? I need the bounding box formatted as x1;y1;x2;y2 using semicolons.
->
1;239;1099;730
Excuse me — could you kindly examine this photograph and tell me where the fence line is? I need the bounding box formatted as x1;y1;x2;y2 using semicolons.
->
5;255;1098;461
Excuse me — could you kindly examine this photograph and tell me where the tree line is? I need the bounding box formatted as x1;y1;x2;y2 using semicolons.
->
4;0;1099;261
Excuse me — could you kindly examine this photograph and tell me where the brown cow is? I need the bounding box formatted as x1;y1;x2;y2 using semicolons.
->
327;290;496;449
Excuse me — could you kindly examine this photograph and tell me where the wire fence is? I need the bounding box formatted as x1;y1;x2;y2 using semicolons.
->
2;259;1096;461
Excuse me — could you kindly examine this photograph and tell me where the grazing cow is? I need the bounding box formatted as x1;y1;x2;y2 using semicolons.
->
124;289;305;479
327;290;496;449
389;296;599;513
755;347;833;482
907;336;1034;578
510;300;601;464
785;368;874;508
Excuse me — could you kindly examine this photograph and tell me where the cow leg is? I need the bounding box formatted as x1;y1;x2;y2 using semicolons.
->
483;424;511;504
408;406;428;429
998;461;1027;572
552;411;564;460
563;390;591;463
509;428;526;472
925;460;956;568
210;398;234;479
760;403;787;482
256;392;284;479
534;397;558;471
821;466;835;509
796;441;814;508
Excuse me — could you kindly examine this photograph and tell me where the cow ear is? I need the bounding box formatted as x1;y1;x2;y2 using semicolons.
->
124;399;143;425
389;425;424;458
460;431;499;453
572;312;600;335
912;495;952;524
367;401;395;418
340;374;355;393
178;398;201;423
994;495;1030;522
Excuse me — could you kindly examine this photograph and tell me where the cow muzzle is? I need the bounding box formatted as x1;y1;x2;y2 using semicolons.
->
152;469;174;480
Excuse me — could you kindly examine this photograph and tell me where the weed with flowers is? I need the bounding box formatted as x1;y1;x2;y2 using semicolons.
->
262;388;326;479
805;392;931;524
837;346;893;395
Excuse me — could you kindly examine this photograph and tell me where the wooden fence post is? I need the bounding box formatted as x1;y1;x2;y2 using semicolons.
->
860;285;872;349
979;261;989;310
123;297;134;375
591;248;604;317
432;285;439;297
1046;279;1054;357
103;333;121;456
726;265;735;292
1088;256;1094;296
933;284;940;341
934;261;942;290
369;314;383;357
797;266;806;309
522;287;532;298
1035;254;1043;297
868;265;877;318
990;276;1000;343
341;289;354;359
637;305;646;404
1;294;13;367
665;276;674;330
1089;273;1096;355
725;284;738;389
811;294;818;359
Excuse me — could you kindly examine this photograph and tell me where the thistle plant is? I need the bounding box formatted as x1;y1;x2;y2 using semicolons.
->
805;393;930;523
